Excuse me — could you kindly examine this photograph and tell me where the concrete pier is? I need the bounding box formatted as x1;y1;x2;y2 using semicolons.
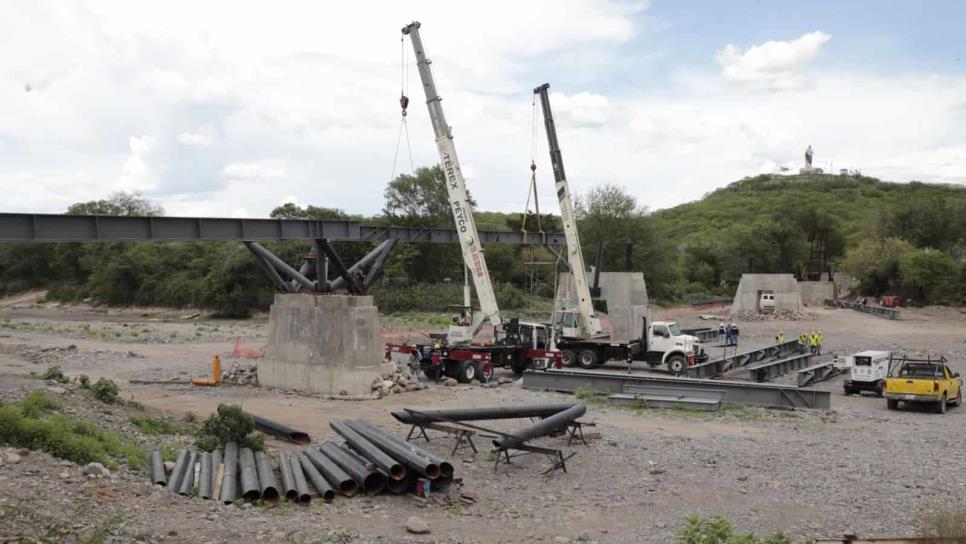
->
259;294;392;395
731;274;803;313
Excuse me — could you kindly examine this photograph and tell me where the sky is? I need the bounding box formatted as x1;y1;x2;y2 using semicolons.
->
1;0;964;219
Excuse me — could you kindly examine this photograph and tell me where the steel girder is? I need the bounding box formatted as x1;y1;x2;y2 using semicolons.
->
244;238;395;294
0;213;565;245
686;339;802;379
824;298;900;320
746;353;812;382
797;361;844;388
521;368;831;410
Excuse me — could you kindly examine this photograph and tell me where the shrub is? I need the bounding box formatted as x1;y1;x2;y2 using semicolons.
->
196;405;263;452
676;515;800;544
91;378;120;404
129;416;188;436
78;375;90;388
0;397;144;470
19;391;62;418
42;366;69;384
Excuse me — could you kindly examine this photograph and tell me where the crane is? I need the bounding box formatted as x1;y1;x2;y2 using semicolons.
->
401;22;501;343
533;83;603;339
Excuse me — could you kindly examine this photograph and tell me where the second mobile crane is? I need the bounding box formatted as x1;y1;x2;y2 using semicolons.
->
534;83;707;374
385;23;559;383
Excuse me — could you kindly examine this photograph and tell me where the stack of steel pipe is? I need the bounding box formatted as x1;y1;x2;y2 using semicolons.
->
348;420;454;479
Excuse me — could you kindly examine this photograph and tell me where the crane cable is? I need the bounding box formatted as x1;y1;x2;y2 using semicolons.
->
389;36;415;183
521;95;543;238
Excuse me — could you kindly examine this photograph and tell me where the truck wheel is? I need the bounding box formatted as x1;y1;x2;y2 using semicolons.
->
886;399;898;410
936;394;947;414
577;349;599;369
843;387;854;396
477;362;493;383
510;359;526;377
458;361;477;383
667;354;687;375
951;390;962;407
561;350;577;368
876;381;885;398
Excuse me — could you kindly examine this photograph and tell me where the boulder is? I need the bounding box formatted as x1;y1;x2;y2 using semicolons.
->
405;516;431;534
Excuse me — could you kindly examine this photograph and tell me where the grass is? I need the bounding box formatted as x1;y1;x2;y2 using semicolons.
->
78;514;124;544
0;393;145;470
159;441;182;462
129;415;190;436
921;501;966;541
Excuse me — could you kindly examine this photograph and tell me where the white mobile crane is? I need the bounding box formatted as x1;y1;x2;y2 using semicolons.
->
533;83;706;373
386;23;558;382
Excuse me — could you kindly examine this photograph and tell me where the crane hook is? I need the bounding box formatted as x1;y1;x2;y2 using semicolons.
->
400;94;410;116
530;161;537;172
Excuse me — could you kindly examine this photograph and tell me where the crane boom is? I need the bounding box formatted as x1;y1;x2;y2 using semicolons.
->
534;83;603;338
402;22;502;337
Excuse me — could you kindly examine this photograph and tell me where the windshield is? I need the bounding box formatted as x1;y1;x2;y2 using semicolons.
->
667;323;682;336
854;356;871;367
897;363;944;378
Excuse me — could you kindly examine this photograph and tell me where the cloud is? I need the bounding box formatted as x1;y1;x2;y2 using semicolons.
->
116;135;160;192
177;131;213;146
222;162;286;179
716;31;831;90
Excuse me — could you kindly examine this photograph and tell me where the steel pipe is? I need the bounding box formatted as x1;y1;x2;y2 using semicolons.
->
255;451;280;501
392;404;575;425
330;420;405;480
350;420;452;479
288;453;312;504
320;442;386;495
494;403;587;450
217;404;311;445
166;449;188;492
238;447;261;501
197;453;212;499
344;420;440;480
219;442;239;504
279;452;297;501
303;447;358;497
210;449;222;496
298;453;334;502
177;452;198;496
150;451;166;486
338;444;406;494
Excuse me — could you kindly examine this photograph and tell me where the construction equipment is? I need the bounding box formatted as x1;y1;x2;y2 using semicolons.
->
387;23;558;382
533;83;706;374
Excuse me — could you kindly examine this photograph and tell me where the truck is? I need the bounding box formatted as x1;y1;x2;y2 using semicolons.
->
533;83;707;375
884;355;962;413
843;350;891;397
385;23;558;383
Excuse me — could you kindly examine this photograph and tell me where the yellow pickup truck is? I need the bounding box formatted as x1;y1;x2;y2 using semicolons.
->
884;356;962;413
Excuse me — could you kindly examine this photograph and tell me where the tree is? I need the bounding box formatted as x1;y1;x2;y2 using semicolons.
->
66;192;163;216
841;237;916;296
383;165;474;228
898;248;959;303
269;203;349;221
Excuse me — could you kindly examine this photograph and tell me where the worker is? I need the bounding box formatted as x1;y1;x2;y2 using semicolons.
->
797;331;808;354
817;330;824;355
718;323;726;345
775;330;784;344
809;331;819;355
730;322;740;346
724;323;733;346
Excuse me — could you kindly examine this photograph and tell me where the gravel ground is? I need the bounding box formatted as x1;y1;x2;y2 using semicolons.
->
1;301;965;543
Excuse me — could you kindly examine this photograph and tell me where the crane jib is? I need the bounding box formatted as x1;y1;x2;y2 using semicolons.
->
442;152;459;192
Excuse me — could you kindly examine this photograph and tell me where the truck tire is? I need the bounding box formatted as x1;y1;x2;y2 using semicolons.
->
510;359;526;377
457;360;477;383
951;390;962;407
886;399;898;410
936;394;947;414
667;354;688;375
843;387;854;396
577;349;599;369
561;350;577;368
875;381;885;398
478;362;493;383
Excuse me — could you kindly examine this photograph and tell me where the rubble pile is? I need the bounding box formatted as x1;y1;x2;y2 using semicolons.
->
732;310;812;322
221;361;258;385
371;368;428;397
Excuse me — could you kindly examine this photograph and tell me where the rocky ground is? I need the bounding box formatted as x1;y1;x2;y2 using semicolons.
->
1;296;965;543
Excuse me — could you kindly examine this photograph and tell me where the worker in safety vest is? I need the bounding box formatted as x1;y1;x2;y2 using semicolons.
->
775;330;784;344
797;332;808;354
809;331;819;355
816;330;824;355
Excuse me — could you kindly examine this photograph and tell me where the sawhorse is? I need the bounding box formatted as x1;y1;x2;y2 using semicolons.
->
406;422;479;456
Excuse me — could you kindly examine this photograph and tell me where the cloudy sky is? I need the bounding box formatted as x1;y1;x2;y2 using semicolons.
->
2;1;964;218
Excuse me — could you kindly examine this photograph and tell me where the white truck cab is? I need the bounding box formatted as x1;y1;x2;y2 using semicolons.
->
844;350;891;397
645;321;705;374
759;292;776;313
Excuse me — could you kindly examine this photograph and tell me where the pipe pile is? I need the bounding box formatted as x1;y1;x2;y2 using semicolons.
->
148;419;458;505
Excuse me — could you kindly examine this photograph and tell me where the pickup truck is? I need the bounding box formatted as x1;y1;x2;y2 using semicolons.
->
884;356;962;413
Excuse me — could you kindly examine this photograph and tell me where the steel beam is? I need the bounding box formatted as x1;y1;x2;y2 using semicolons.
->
680;327;719;343
522;369;831;410
746;353;812;382
0;213;565;245
687;339;801;379
824;298;900;320
244;242;316;292
797;361;844;388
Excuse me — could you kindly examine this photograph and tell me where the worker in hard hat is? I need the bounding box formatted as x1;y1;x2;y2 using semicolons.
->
775;330;784;344
816;330;824;355
718;323;726;345
809;331;819;355
798;331;808;354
